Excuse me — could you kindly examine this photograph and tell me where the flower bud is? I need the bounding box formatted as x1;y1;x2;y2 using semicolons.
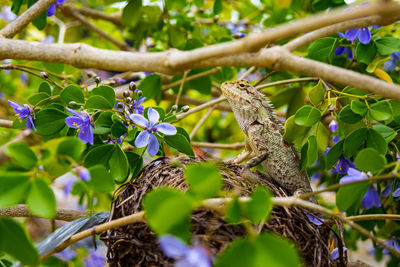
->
182;105;190;112
123;90;130;97
129;81;137;91
94;76;101;84
117;102;124;109
329;120;338;132
40;71;49;79
68;101;77;107
171;104;178;111
136;90;143;97
126;97;132;103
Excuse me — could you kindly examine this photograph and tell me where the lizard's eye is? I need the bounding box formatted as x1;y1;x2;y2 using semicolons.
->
239;83;245;87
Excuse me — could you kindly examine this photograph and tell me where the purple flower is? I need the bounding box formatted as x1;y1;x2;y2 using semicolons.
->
63;177;77;195
344;27;372;44
361;185;381;210
131;96;146;115
392;186;400;198
310;172;321;181
65;108;94;145
384;52;400;71
332;135;341;143
306;214;324;226
335;155;356;174
339;168;366;184
20;72;27;83
47;0;65;17
159;235;211;267
8;100;36;131
382;238;400;255
330;247;347;261
55;247;76;261
0;6;16;22
323;147;331;155
382;183;393;197
41;36;55;43
83;249;105;267
75;166;90;181
334;47;353;59
329;120;338;132
130;108;177;156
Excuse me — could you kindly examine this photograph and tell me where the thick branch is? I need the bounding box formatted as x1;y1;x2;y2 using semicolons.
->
0;204;88;221
0;0;58;38
0;119;13;128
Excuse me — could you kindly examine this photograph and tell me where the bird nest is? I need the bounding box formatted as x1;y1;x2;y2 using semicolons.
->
100;157;347;266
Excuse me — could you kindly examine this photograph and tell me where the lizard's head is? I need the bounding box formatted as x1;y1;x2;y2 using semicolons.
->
220;80;255;104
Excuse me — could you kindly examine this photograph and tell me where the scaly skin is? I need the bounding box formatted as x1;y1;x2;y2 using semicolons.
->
221;80;317;203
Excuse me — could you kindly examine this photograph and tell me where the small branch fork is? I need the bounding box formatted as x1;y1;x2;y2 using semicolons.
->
37;196;400;262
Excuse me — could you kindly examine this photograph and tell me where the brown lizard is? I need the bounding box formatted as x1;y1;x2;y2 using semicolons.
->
221;80;317;203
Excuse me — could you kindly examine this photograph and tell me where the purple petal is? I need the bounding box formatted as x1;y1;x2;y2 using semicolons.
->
358;27;371;44
362;186;381;210
135;131;150;148
78;121;94;145
345;48;353;60
66;108;84;119
392;187;400;198
323;147;331;155
334;47;345;56
339;168;366;184
156;123;177;135
47;4;56;16
55;248;76;261
177;248;211;267
158;235;188;258
130;114;149;128
307;214;324;226
345;29;359;41
63;177;77;195
147;108;160;125
329;120;338;132
382;183;392;197
338;32;345;38
76;166;90;181
65;116;83;128
8;100;22;110
331;247;347;261
27;114;36;131
148;133;159;156
336;156;355;174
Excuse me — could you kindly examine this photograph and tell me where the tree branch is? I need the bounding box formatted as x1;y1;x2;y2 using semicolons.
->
0;0;58;38
69;5;122;27
347;214;400;221
0;119;13;128
161;93;232;112
191;142;245;150
0;204;88;221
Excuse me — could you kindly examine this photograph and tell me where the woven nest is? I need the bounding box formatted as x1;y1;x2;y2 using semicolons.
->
100;157;347;266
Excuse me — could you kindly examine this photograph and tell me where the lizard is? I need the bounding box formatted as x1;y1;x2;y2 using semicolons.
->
221;79;317;204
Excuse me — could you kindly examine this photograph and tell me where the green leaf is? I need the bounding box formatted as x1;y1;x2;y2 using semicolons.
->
176;126;190;142
109;146;130;184
326;139;344;169
308;37;336;62
184;162;222;199
35;108;68;136
339;105;363;124
138;74;162;104
28;93;49;106
84;95;113;110
38;82;52;95
42;62;64;74
125;152;143;178
370;101;392;121
336;183;369;212
143;187;193;241
84;144;114;168
308;80;325;106
87;165;115;193
375;37;400;55
343;127;367;158
246;186;272;224
300;135;318;169
0;218;39;265
60;85;85;105
95;111;114;127
4;142;37;170
294;105;321;127
121;0;142;28
0;172;30;208
111;120;128;138
350;100;368;117
355;148;386;173
165;134;195;157
356;42;377;64
57;137;85;162
372;124;396;143
225;197;242;224
26;178;56;219
213;0;222;14
188;70;212;95
11;0;23;14
215;233;300;267
283;115;310;143
92;85;116;108
28;0;46;30
366;129;387;155
390;100;400;123
168;26;186;48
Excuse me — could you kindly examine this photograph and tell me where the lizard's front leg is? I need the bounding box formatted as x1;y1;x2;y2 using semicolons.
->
243;149;268;169
231;141;253;164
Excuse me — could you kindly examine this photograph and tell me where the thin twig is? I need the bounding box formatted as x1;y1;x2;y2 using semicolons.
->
176;96;226;121
49;15;67;44
0;119;13;128
174;70;190;110
70;5;122;27
189;106;216;140
347;214;400;222
60;5;132;51
0;0;58;38
0;204;88;221
238;66;256;80
256;77;320;90
162;68;220;91
162;93;232;112
191;142;245;150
